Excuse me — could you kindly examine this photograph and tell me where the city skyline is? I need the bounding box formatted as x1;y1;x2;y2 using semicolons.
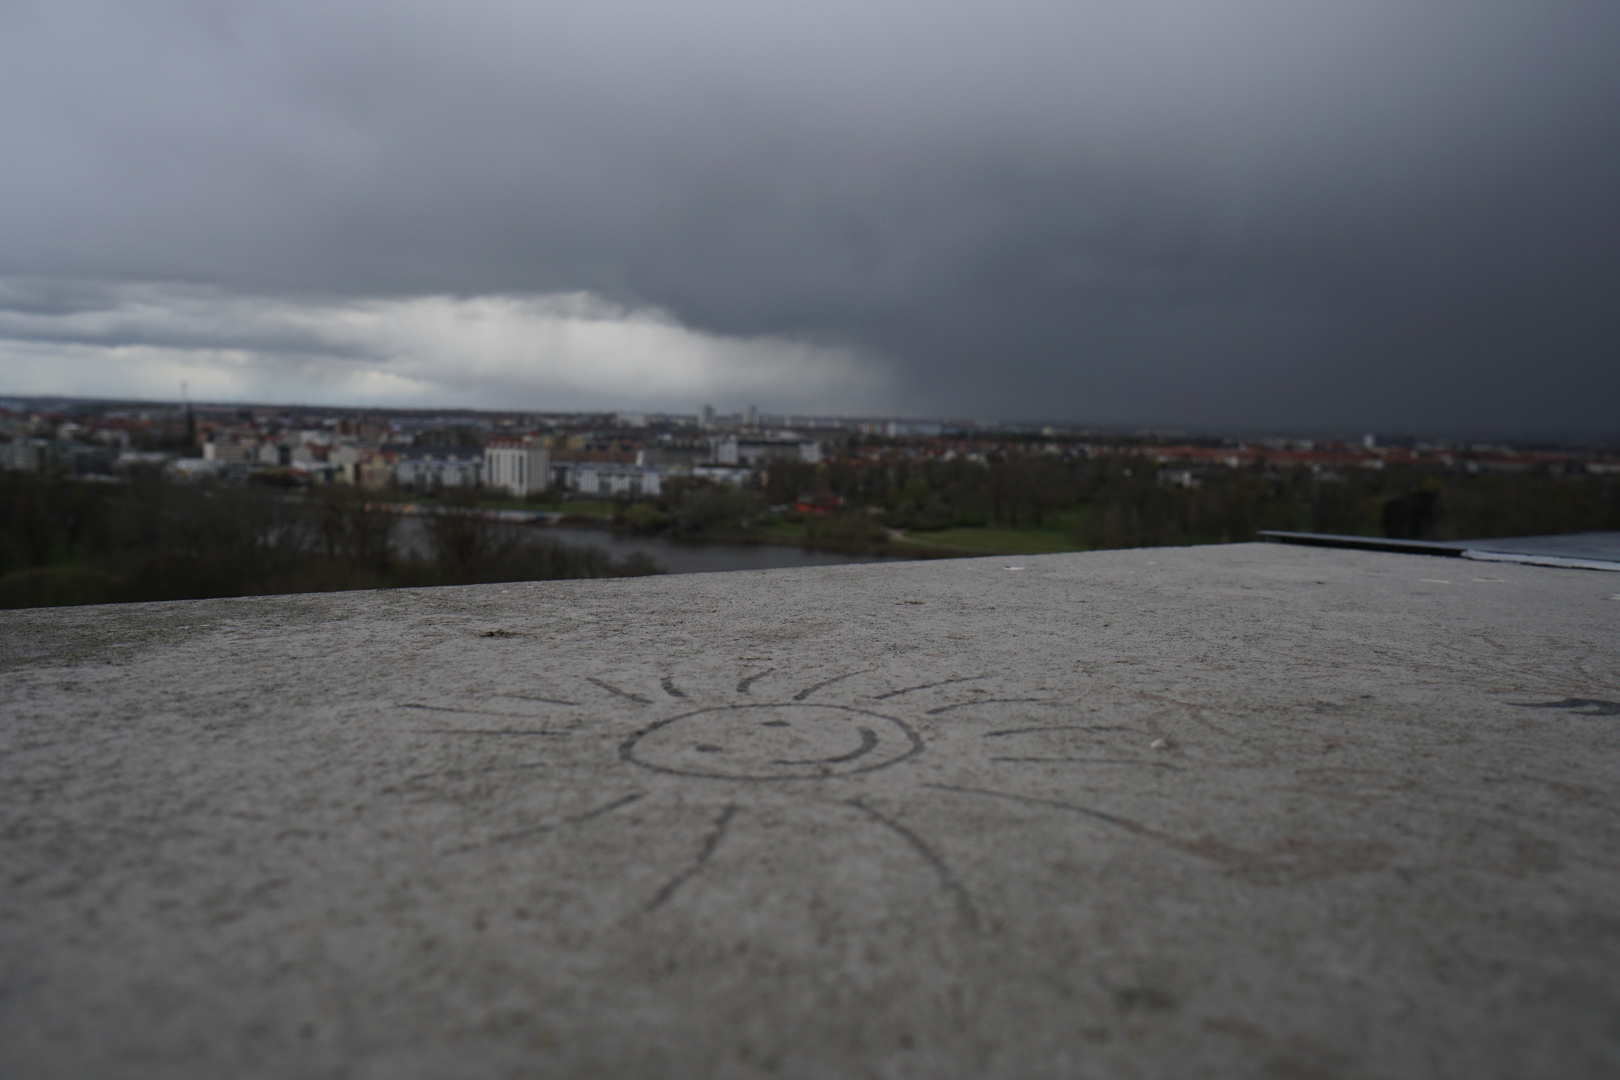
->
9;391;1620;454
7;390;1620;450
2;3;1617;437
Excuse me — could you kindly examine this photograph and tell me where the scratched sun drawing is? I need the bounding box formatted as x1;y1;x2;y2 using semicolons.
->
392;663;1608;928
390;660;1234;930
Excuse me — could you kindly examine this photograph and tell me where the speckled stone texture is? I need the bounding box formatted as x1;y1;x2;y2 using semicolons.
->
2;543;1618;1079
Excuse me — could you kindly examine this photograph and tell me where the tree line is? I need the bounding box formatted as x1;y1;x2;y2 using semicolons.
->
5;453;1616;608
0;470;660;609
754;452;1620;547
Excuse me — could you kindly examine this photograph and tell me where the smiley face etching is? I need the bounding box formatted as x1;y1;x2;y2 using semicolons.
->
403;666;1223;925
622;703;923;780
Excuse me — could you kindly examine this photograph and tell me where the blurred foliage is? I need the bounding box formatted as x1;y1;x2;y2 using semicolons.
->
621;502;673;536
4;453;1617;609
664;485;764;537
758;453;1620;550
0;470;661;609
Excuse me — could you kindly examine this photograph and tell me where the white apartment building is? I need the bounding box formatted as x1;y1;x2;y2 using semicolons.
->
711;436;823;467
393;450;483;490
484;438;551;497
572;464;663;498
327;444;362;485
690;465;754;486
3;438;48;472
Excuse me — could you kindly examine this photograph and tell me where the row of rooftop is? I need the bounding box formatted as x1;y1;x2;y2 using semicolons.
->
3;397;1617;497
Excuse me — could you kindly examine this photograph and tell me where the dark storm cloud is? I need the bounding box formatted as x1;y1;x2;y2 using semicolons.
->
1;1;1617;434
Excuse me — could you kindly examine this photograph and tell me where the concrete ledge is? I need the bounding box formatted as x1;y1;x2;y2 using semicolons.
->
3;544;1619;1077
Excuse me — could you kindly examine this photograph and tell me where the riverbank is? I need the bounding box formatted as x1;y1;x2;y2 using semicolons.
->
540;527;918;575
392;517;923;575
373;492;1095;561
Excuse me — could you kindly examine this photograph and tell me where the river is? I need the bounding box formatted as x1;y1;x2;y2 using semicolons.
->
544;528;918;574
393;517;915;575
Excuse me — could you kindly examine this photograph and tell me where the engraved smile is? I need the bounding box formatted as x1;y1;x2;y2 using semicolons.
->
774;726;878;765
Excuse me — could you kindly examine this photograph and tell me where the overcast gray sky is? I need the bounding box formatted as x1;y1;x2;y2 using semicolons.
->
1;1;1616;435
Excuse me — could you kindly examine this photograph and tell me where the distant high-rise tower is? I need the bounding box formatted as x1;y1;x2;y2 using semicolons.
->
702;404;715;429
745;404;760;428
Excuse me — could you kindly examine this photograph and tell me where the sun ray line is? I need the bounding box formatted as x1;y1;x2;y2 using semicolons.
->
647;804;740;911
492;792;645;844
399;703;562;720
792;668;874;701
737;669;775;694
846;798;980;932
496;693;582;707
408;728;568;737
1513;697;1620;716
989;756;1183;770
407;761;547;783
924;782;1140;831
925;698;1056;715
985;724;1133;737
871;675;987;700
923;783;1251;866
588;677;652;705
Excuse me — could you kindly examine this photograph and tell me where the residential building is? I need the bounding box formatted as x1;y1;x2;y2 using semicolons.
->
636;444;707;468
167;458;222;481
711;436;823;467
484;437;550;497
690;465;755;486
885;420;942;438
202;435;261;465
571;463;663;498
2;438;48;472
328;444;362;485
357;451;396;490
393;449;482;490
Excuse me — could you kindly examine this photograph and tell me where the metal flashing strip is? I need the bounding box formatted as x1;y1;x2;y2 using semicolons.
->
1261;530;1620;572
1462;549;1620;572
1257;531;1465;557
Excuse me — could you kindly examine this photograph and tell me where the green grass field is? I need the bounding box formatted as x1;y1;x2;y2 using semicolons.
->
752;512;1089;556
898;524;1084;555
890;509;1086;554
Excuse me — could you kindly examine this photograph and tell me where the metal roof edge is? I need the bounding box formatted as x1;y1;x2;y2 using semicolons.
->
1257;531;1465;557
1462;549;1620;572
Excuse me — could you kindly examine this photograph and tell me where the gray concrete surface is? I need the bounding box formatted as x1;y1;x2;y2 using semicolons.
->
2;543;1618;1079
